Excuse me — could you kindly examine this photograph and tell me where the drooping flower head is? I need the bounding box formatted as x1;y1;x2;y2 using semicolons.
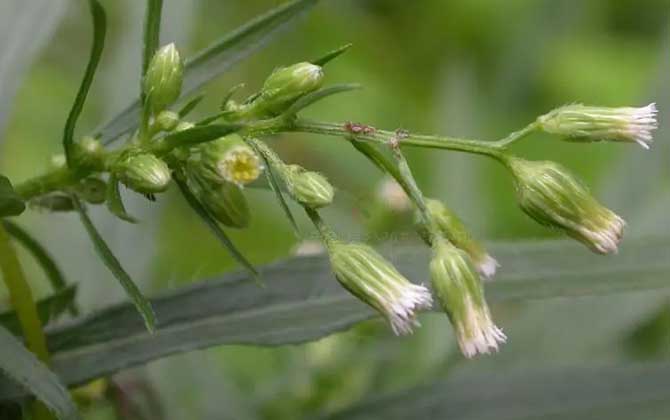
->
507;157;625;254
430;240;506;357
329;242;432;335
537;103;658;149
143;43;184;113
423;198;499;280
282;164;334;208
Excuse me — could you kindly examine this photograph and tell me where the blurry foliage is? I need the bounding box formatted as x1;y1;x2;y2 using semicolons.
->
1;0;669;419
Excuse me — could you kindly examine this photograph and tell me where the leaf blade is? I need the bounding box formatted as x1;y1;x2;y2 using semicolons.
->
97;0;320;144
72;196;156;333
0;286;77;336
62;0;106;166
0;175;26;217
0;326;80;420
141;0;163;81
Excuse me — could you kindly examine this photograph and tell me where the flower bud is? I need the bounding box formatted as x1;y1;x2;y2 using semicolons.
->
329;242;432;335
113;153;171;194
537;103;658;149
143;43;184;113
423;199;498;279
49;153;67;170
430;240;505;357
198;134;262;186
507;157;625;254
72;136;104;169
255;62;324;115
197;181;250;228
155;110;180;132
283;164;334;208
175;121;194;132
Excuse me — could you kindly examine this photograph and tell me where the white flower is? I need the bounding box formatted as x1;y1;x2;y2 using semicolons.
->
457;295;507;357
475;254;500;281
538;103;659;149
329;242;432;335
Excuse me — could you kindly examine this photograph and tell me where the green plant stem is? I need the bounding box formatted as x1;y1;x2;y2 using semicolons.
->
0;224;54;420
495;121;539;147
14;117;509;201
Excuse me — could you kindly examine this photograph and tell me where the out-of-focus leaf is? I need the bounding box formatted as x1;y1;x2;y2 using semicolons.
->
0;237;667;398
311;43;353;67
174;176;259;281
62;0;106;165
0;0;67;143
177;94;205;118
97;0;320;144
320;364;670;420
141;0;163;80
2;221;77;315
105;175;138;223
0;175;25;217
283;83;361;116
72;197;156;333
0;326;80;420
0;286;77;336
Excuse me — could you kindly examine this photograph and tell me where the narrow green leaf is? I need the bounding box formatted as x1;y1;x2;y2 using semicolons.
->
0;286;77;336
247;140;299;235
151;123;243;154
177;94;205;118
2;221;78;316
62;0;106;166
0;175;25;217
283;83;361;116
97;0;320;144
141;0;163;81
322;365;670;420
72;196;156;333
311;43;353;66
105;175;138;224
0;326;80;420
174;176;260;282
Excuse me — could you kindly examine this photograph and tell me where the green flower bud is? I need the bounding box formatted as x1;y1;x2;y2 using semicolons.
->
537;103;658;149
283;164;334;208
197;180;250;228
143;43;184;113
423;198;498;280
329;242;432;335
507;157;625;254
49;153;67;170
72;136;105;169
198;134;263;186
255;62;324;115
76;177;107;204
113;153;171;194
430;240;505;357
175;121;194;132
155;110;180;132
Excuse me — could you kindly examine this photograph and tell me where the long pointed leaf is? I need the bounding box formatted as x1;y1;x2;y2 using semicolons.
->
62;0;106;165
322;364;670;420
0;237;664;397
72;197;156;332
311;43;353;66
174;177;259;282
97;0;319;144
105;175;138;223
141;0;163;80
0;326;79;420
2;221;78;315
282;83;361;116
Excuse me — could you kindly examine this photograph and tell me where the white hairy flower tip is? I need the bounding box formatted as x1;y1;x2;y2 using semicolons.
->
624;103;658;149
387;283;433;336
377;178;410;211
458;296;507;358
475;254;499;281
217;145;263;186
577;214;626;254
292;240;325;257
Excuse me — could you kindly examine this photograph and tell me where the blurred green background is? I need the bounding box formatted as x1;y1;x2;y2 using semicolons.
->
1;0;669;418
